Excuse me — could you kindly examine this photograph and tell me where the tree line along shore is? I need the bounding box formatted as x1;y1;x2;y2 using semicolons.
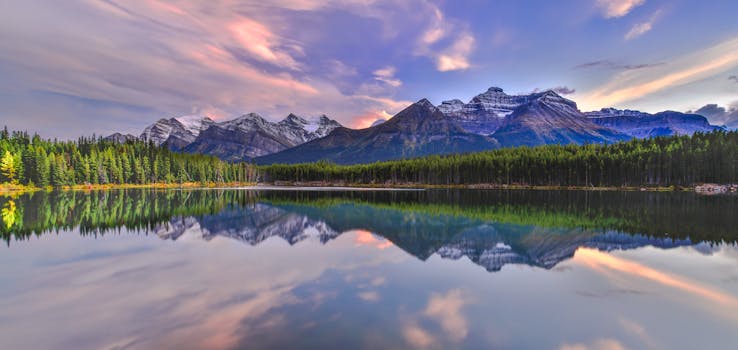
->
0;128;257;193
2;127;738;193
259;130;738;189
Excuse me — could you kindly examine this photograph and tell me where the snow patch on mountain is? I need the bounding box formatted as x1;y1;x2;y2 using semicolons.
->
438;87;584;136
174;115;215;135
139;115;214;149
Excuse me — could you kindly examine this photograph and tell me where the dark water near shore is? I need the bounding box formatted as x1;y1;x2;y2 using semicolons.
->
1;189;738;349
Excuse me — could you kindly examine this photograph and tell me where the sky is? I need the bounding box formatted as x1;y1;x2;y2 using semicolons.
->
1;0;738;138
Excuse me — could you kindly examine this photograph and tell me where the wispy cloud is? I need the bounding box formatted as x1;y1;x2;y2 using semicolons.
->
576;247;738;306
625;10;662;40
436;32;475;72
420;7;447;45
532;86;577;95
576;60;665;70
229;18;303;70
414;5;475;72
596;0;646;18
618;316;658;349
730;75;738;83
560;338;628;350
625;21;652;40
373;66;402;87
579;37;738;110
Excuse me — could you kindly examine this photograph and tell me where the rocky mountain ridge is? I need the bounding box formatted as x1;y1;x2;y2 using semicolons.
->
106;85;723;164
585;108;723;138
108;112;343;161
256;98;500;164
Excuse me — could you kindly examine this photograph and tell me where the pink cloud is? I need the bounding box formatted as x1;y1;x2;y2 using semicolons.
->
596;0;646;18
229;18;302;70
352;110;393;129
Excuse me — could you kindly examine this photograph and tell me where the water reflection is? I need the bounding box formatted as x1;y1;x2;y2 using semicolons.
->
1;189;737;349
3;189;733;271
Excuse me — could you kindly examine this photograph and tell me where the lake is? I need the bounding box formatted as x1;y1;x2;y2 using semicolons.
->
1;188;738;349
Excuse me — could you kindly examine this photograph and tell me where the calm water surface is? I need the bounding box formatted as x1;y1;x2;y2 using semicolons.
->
1;189;738;349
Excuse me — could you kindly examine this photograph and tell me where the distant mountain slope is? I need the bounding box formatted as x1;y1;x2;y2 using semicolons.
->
140;115;215;150
255;99;499;165
491;91;630;146
183;113;341;161
438;87;534;135
585;108;724;138
103;133;137;144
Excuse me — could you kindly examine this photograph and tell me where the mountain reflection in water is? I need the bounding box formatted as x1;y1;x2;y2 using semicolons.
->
2;188;734;272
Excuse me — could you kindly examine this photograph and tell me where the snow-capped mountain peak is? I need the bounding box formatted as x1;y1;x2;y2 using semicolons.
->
139;115;214;148
437;99;465;115
415;98;437;111
221;113;270;131
437;86;580;135
585;108;648;119
173;115;215;134
176;112;343;161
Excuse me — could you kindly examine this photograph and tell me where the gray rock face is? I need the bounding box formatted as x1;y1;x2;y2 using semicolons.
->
129;113;341;161
139;116;215;150
492;90;631;146
103;132;137;144
439;87;546;135
438;88;631;146
183;113;342;161
585;108;723;138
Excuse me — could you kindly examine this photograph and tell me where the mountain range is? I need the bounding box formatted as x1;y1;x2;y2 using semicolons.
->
106;85;724;164
256;99;500;164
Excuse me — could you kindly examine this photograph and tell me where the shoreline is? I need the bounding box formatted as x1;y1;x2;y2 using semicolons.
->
0;182;256;196
263;181;691;192
3;182;736;196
